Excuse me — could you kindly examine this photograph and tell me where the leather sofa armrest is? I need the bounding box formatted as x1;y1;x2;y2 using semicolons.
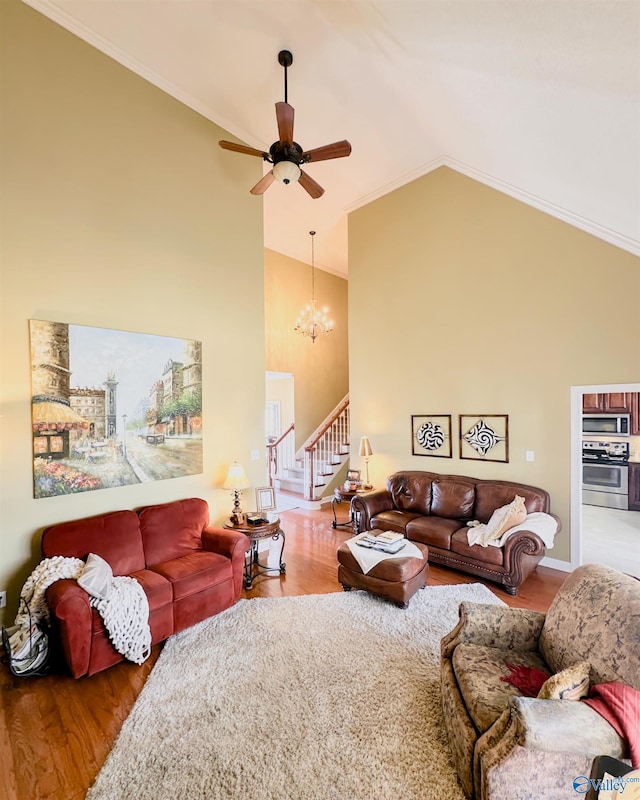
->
502;531;545;563
46;579;92;679
511;697;627;757
502;513;562;568
351;489;393;531
441;601;546;659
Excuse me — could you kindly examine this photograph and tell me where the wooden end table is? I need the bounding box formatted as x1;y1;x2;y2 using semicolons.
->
332;487;372;531
224;517;286;590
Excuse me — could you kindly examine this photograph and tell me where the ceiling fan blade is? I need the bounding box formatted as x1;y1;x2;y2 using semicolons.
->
250;171;276;196
275;102;295;145
299;170;324;199
219;140;267;158
302;140;352;163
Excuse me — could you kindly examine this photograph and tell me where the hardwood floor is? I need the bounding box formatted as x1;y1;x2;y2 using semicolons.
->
1;506;567;800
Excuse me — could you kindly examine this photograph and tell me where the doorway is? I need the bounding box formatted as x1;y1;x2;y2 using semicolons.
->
265;372;294;442
571;382;640;576
265;372;298;511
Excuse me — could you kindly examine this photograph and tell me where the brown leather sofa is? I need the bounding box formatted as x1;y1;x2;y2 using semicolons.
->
351;471;559;595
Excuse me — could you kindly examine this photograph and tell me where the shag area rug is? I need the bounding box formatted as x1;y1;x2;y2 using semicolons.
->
87;584;503;800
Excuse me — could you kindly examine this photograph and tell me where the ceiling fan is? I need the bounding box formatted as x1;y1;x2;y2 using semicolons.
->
219;50;352;199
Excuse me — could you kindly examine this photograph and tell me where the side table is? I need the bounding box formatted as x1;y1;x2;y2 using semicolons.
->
332;488;372;531
224;517;286;590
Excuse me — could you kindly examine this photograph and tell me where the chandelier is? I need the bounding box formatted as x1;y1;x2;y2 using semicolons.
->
294;231;334;343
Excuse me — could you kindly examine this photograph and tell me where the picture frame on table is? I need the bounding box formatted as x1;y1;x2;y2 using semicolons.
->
255;486;276;514
345;469;362;491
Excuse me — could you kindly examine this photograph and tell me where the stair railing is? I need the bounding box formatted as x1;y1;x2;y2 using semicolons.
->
302;395;350;500
266;423;295;488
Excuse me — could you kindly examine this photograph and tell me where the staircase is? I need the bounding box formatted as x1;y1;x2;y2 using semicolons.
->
267;395;350;508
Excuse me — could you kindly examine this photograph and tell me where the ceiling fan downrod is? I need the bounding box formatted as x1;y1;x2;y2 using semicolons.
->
278;50;293;104
218;47;350;200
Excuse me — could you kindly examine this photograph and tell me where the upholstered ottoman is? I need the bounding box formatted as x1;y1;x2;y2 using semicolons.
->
337;540;429;608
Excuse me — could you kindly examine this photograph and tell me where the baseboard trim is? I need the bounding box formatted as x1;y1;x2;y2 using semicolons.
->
539;555;572;572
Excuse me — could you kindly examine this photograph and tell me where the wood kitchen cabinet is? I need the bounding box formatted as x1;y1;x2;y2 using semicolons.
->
629;463;640;512
582;392;634;414
582;393;604;413
604;393;634;413
631;393;640;436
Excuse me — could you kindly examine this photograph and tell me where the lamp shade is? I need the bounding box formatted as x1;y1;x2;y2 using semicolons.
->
222;461;250;490
359;436;373;458
272;159;301;185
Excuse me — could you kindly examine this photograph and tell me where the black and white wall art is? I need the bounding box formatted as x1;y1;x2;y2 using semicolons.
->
459;415;509;462
411;415;452;458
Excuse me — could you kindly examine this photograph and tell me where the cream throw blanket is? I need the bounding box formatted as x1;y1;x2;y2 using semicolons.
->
13;556;151;665
466;511;558;549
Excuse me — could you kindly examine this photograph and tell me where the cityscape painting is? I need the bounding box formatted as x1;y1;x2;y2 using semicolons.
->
29;320;203;498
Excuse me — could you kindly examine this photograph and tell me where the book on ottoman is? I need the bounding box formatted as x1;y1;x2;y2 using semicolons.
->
358;531;406;554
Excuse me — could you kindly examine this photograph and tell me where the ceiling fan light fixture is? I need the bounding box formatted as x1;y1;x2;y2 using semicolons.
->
218;50;350;198
272;160;301;185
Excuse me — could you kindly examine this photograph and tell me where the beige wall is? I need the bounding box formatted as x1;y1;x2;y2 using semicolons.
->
0;1;266;625
264;248;349;448
348;167;640;564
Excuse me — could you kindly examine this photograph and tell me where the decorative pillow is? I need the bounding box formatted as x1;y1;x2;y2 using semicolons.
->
537;661;590;700
483;495;527;544
77;553;114;600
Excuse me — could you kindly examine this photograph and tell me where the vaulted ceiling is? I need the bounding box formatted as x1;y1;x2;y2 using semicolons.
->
25;0;640;276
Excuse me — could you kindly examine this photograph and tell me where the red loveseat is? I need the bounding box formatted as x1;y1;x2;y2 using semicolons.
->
42;497;249;678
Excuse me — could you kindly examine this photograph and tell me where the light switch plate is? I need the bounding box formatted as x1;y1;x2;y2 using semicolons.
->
526;451;535;462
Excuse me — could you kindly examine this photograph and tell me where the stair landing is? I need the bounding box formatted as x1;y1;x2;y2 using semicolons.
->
274;489;326;512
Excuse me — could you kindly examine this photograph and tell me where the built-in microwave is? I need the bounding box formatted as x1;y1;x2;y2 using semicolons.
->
582;414;630;436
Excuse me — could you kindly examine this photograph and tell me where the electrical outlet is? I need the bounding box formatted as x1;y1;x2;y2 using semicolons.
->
251;450;260;461
0;591;6;609
526;451;535;462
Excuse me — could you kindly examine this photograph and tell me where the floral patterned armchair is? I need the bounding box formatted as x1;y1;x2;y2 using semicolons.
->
440;564;640;799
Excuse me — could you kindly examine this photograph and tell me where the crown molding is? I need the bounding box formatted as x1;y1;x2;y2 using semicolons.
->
264;246;346;279
344;156;447;214
24;0;640;259
445;158;640;257
22;0;260;149
347;155;640;257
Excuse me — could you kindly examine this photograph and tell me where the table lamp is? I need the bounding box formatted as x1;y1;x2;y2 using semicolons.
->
223;461;250;524
359;436;373;489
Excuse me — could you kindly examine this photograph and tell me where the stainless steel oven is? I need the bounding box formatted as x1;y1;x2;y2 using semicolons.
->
582;440;630;510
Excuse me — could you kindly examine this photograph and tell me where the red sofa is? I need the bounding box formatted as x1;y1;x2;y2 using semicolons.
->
42;497;249;678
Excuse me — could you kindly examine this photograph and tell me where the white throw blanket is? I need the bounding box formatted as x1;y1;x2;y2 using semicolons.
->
89;576;151;665
14;555;85;629
466;511;558;549
13;556;151;665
